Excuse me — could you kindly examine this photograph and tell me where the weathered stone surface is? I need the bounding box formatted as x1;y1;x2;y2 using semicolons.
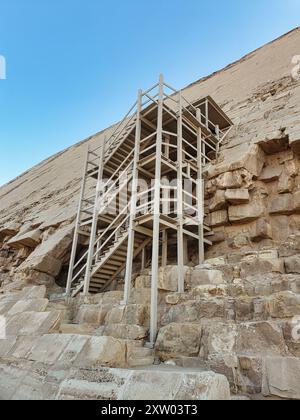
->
262;357;300;399
7;298;48;316
7;228;41;249
285;255;300;274
269;194;293;215
6;310;62;336
209;190;227;211
75;336;126;368
18;253;62;277
135;275;151;289
250;218;272;242
259;165;282;182
229;201;264;223
206;210;228;228
203;321;286;362
28;334;74;364
191;269;224;287
225;189;249;205
102;324;148;340
156;323;202;358
75;303;111;325
121;370;230;401
267;291;300;318
157;266;191;292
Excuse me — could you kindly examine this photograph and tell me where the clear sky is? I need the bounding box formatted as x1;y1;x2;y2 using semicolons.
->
0;0;299;186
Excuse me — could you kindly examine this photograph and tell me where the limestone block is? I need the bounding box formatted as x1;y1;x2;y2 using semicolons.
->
16;269;55;286
75;303;111;325
289;129;300;154
225;189;249;205
121;370;230;401
250;219;272;242
278;169;294;194
0;337;17;357
163;300;224;323
102;323;148;340
267;291;300;318
262;357;300;399
229;201;264;223
206;210;228;227
135;275;151;289
7;298;48;316
6;310;62;336
19;254;62;277
0;223;20;239
10;336;40;359
269;193;293;215
285;255;300;274
191;269;224;287
28;334;74;364
157;266;191;292
209;190;227;211
129;288;151;305
293;191;300;212
123;304;146;326
155;323;202;358
240;258;284;278
58;334;90;364
259;165;282;182
105;306;125;324
57;367;128;400
7;229;41;249
74;336;127;368
19;285;47;300
216;171;244;190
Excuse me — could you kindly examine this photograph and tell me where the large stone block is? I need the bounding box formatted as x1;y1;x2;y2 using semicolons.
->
6;310;62;336
267;291;300;318
102;324;148;340
7;229;41;249
225;189;250;205
229;201;264;223
28;334;74;364
209;190;227;211
155;323;202;358
285;255;300;274
206;210;228;228
157;266;191;292
259;165;282;182
75;303;111;325
7;298;49;316
121;370;230;400
191;269;224;287
262;357;300;399
269;194;293;215
74;336;126;368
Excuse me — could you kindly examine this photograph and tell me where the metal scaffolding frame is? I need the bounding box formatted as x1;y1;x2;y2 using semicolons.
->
66;74;233;345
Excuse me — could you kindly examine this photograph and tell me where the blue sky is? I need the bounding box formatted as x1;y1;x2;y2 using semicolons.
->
0;0;299;186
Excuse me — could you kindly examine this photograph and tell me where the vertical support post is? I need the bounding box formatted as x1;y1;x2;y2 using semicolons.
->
205;98;209;129
162;230;168;267
177;91;185;293
216;124;220;155
123;90;142;304
149;74;164;346
83;141;106;295
66;146;90;296
197;109;205;265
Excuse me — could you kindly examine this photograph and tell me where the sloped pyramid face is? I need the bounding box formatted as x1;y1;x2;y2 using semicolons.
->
1;28;300;400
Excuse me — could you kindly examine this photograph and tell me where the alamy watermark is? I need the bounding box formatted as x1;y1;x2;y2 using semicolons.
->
0;55;6;80
291;55;300;81
0;315;6;340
